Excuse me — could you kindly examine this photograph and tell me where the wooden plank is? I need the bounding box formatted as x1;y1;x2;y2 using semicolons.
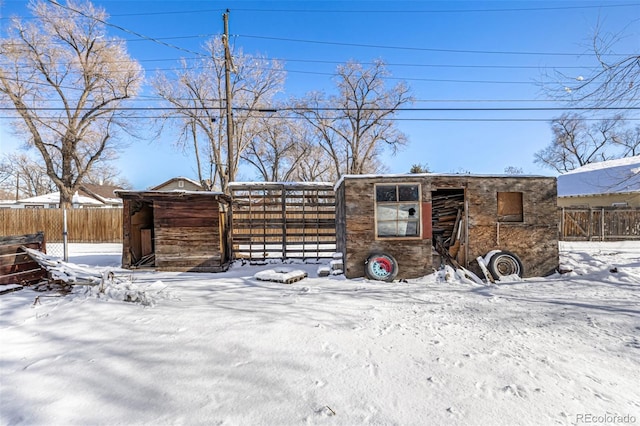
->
140;229;153;257
0;268;47;285
0;259;42;276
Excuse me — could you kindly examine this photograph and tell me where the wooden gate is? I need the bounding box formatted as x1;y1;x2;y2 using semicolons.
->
561;207;640;240
230;183;336;259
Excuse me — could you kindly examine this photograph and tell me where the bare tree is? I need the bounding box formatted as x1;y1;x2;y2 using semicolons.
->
534;114;623;173
295;60;412;177
153;37;285;192
0;0;143;208
0;153;56;199
82;161;132;188
504;166;524;175
241;110;304;182
557;25;640;108
613;125;640;157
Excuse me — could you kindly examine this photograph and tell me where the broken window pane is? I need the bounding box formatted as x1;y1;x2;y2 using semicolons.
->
375;184;421;238
376;185;397;202
398;185;419;201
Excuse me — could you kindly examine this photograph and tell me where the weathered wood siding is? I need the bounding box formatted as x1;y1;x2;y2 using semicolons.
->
561;207;640;240
0;232;47;285
337;175;559;279
118;192;230;272
154;199;224;271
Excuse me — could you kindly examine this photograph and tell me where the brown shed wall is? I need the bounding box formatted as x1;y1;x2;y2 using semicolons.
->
337;175;558;279
454;176;559;278
153;199;226;271
119;192;230;272
337;176;433;279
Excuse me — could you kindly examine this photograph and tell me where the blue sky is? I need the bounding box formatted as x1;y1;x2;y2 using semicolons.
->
1;0;639;189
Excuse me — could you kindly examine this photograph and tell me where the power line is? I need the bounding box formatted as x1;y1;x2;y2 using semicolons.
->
43;0;206;58
223;4;640;14
1;115;636;122
2;106;637;112
3;2;638;21
237;34;635;57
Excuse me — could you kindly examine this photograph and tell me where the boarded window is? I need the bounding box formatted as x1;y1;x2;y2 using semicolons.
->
375;184;421;237
497;192;523;222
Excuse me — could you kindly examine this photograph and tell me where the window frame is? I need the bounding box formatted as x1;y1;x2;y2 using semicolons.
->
374;182;422;240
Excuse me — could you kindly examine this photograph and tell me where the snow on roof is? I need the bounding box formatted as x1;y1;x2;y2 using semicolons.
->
334;173;552;191
557;156;640;197
229;181;334;188
116;189;227;197
18;191;104;205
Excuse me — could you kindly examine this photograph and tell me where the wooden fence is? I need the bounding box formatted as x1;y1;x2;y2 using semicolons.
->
230;183;336;259
561;207;640;240
0;208;122;243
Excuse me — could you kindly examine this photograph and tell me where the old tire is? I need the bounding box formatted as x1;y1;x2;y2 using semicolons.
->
487;250;523;279
365;253;398;282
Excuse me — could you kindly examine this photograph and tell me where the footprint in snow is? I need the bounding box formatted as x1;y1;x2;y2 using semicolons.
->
501;384;527;398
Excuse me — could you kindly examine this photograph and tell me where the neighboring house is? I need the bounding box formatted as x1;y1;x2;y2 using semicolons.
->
79;184;124;207
0;200;19;209
557;156;640;208
151;177;203;192
15;184;123;208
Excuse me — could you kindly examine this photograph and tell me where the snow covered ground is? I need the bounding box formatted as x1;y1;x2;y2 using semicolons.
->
1;242;639;425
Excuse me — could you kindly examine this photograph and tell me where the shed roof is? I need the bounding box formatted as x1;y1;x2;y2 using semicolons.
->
334;173;554;190
116;190;230;203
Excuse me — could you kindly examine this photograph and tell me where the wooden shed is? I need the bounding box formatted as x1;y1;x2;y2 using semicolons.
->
335;174;559;280
117;191;231;272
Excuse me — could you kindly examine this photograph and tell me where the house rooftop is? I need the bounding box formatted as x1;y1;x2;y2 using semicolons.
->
558;156;640;197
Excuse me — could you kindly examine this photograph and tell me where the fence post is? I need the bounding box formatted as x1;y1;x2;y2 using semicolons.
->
560;207;565;240
601;207;605;241
281;185;287;259
63;208;69;261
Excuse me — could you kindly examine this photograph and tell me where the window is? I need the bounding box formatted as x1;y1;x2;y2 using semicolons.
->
497;192;523;222
375;184;420;237
178;180;185;188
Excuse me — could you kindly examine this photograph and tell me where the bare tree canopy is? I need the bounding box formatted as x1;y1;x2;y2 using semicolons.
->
548;25;639;108
0;0;143;207
534;113;631;173
295;60;413;178
152;37;285;192
0;153;57;199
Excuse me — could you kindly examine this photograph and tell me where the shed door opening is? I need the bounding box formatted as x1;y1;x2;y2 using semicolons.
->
431;188;465;262
130;201;154;267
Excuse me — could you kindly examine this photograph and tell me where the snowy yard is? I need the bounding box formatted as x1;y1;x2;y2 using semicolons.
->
1;242;639;425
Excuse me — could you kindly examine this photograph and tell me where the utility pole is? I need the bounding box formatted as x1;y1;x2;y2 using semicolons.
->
222;10;234;193
15;172;19;200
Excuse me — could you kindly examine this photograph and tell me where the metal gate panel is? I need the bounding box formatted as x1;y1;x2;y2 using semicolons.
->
230;183;336;259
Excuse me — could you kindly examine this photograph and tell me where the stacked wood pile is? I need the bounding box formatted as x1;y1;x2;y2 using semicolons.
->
0;232;47;289
431;192;465;256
